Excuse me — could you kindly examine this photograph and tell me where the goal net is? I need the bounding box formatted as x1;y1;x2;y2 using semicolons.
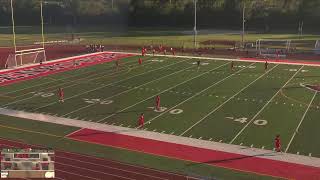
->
5;48;46;68
256;39;291;58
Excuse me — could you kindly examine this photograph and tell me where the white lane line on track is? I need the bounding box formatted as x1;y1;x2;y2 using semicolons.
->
55;169;100;180
57;156;168;180
230;66;304;144
180;64;279;136
285;91;317;153
96;62;230;123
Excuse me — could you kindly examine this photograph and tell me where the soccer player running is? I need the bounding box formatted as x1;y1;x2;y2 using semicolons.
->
155;95;161;111
197;60;201;68
275;135;281;152
138;113;145;128
138;58;142;65
264;61;268;72
58;88;64;103
231;61;235;71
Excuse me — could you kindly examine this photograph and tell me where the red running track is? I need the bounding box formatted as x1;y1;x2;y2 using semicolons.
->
67;128;320;180
0;138;198;180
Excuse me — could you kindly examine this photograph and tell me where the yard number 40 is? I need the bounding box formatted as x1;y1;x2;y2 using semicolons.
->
227;117;268;126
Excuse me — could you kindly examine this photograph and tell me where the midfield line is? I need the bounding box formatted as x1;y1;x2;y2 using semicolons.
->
144;63;256;125
61;63;194;117
31;58;186;111
2;59;136;96
1;59;156;108
230;66;304;144
180;64;280;136
96;62;231;123
285;90;317;153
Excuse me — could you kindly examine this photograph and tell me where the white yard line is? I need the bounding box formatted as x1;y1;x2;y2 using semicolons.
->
2;58;171;109
96;62;230;123
32;58;183;111
62;62;194;117
230;66;304;144
285;91;317;153
180;64;279;136
3;59;155;102
3;60;136;96
144;62;255;125
1;60;154;107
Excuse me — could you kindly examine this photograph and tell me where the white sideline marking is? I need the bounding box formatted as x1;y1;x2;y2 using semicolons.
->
61;60;192;117
30;58;177;111
230;66;304;144
285;91;317;153
180;64;279;136
144;62;251;125
96;62;230;123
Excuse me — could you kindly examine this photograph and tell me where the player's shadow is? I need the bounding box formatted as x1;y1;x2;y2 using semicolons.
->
185;152;278;167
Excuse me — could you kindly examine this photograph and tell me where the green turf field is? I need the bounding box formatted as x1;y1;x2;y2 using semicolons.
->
1;55;320;159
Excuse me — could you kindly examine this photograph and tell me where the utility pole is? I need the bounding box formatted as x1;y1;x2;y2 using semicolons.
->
194;0;197;49
242;3;245;49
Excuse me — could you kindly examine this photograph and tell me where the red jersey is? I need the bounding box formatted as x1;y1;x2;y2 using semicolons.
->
58;89;64;97
275;137;281;146
156;96;160;104
139;115;144;126
138;58;142;65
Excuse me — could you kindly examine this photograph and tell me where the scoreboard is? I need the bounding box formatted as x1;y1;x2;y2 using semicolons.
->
1;148;55;178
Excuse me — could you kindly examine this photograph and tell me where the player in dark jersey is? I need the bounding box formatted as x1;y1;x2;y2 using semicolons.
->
264;61;268;71
231;61;235;71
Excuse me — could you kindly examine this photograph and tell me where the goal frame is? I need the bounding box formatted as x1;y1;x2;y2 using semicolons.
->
255;39;291;58
5;48;47;68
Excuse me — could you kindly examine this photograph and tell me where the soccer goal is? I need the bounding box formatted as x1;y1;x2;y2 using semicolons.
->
256;39;291;58
5;48;47;68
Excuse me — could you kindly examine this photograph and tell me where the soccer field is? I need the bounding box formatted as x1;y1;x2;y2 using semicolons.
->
1;54;320;158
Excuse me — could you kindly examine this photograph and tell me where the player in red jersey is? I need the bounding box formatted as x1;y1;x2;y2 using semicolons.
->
141;47;145;56
264;61;268;71
155;95;160;111
275;135;281;152
138;113;145;128
138;58;142;65
58;88;64;102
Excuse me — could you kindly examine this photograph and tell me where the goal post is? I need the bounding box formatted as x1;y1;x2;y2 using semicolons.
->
5;0;46;69
256;39;291;58
5;48;47;68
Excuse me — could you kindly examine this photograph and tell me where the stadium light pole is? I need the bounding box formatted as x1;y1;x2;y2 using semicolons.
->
194;0;197;49
241;3;245;49
10;0;17;53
